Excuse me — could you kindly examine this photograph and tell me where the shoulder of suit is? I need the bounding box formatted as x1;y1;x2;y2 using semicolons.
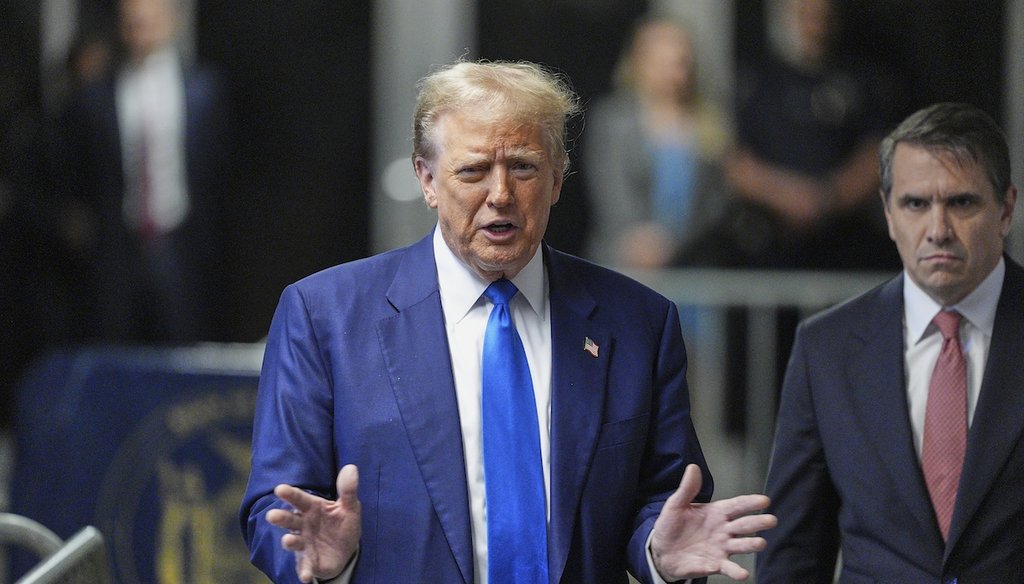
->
798;275;901;336
546;246;671;305
292;243;412;292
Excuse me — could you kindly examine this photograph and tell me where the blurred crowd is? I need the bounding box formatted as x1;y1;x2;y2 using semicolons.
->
583;0;902;272
3;0;987;433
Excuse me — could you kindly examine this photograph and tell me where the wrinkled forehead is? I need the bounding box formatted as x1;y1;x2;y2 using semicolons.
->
431;106;554;159
894;142;983;181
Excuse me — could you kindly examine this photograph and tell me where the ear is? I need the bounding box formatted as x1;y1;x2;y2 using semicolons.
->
880;189;896;242
550;165;565;207
414;157;438;209
1000;184;1018;237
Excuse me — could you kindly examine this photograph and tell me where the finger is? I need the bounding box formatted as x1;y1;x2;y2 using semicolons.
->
717;559;750;581
280;532;306;552
664;464;703;511
336;464;360;509
710;493;771;518
274;483;320;513
728;513;777;535
724;535;767;555
297;554;314;584
266;508;304;531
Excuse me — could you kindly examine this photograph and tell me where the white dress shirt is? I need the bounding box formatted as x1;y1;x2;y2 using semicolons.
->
902;258;1004;456
434;227;553;584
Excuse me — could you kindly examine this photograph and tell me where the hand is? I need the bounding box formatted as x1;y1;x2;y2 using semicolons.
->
650;464;777;581
266;465;362;583
619;223;674;268
725;149;829;231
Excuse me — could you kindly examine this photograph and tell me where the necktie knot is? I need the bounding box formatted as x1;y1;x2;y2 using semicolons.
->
484;279;518;306
933;310;962;341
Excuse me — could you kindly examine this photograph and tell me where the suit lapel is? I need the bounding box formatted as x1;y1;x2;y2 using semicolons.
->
947;258;1024;551
375;235;473;583
845;277;943;541
544;248;610;584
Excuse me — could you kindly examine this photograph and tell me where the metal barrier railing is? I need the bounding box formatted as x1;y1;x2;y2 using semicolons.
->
626;268;897;494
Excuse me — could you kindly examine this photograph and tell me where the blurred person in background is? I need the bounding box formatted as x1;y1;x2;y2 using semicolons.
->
583;16;730;269
723;0;899;271
61;0;230;343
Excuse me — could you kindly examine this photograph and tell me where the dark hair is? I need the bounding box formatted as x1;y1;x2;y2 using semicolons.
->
879;102;1011;202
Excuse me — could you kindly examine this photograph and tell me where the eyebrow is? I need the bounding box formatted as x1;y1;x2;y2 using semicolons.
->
896;191;982;203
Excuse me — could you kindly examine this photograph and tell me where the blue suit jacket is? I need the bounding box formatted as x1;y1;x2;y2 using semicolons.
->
758;257;1024;583
241;233;712;583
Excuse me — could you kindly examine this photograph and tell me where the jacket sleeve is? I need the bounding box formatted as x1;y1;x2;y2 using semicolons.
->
239;284;339;583
756;323;840;583
627;300;713;584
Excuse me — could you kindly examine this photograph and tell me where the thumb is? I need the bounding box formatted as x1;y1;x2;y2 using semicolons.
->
336;464;360;509
665;464;703;512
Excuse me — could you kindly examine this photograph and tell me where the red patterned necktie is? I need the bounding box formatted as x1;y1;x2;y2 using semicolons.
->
135;122;157;239
921;310;966;540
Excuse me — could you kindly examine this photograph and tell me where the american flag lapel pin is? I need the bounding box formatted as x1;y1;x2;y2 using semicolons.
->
583;337;599;358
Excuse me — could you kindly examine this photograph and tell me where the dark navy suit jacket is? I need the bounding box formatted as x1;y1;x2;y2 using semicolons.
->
240;233;712;583
64;58;229;341
758;257;1024;583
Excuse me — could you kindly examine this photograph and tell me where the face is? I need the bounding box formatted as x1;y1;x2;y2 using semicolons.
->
633;23;695;101
794;0;832;62
120;0;177;60
883;143;1016;305
415;109;564;281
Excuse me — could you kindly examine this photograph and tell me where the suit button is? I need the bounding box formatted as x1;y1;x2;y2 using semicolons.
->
943;578;957;584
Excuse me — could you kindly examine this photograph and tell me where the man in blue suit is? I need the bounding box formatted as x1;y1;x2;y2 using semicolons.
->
241;60;775;584
757;102;1023;583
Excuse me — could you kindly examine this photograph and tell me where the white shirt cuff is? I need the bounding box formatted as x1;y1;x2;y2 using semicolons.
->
646;529;689;584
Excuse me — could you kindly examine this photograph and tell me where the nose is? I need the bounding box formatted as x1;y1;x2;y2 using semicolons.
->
486;167;514;208
925;205;953;244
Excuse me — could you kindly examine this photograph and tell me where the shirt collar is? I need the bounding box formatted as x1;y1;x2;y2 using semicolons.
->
433;225;547;324
904;257;1004;343
124;46;179;74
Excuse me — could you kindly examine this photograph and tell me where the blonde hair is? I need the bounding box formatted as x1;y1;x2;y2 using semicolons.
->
412;60;580;175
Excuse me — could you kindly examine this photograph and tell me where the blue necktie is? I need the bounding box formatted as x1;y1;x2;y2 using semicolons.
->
482;279;548;584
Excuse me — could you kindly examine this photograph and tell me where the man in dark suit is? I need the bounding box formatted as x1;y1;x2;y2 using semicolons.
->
757;102;1022;583
64;0;228;342
241;60;775;584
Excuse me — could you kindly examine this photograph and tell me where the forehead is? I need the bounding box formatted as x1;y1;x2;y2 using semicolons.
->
891;143;991;194
435;109;548;158
636;22;691;53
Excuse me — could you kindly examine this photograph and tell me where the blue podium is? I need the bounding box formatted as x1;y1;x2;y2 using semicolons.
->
12;344;270;583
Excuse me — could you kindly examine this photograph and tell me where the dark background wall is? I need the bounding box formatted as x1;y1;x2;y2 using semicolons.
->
198;0;372;341
735;0;1005;124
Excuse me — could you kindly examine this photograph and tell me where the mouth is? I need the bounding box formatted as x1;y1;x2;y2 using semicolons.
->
483;222;519;237
921;251;962;264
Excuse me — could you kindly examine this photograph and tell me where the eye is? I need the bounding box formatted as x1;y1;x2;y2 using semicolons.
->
510;160;539;177
947;195;977;209
902;197;928;211
456;165;486;180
